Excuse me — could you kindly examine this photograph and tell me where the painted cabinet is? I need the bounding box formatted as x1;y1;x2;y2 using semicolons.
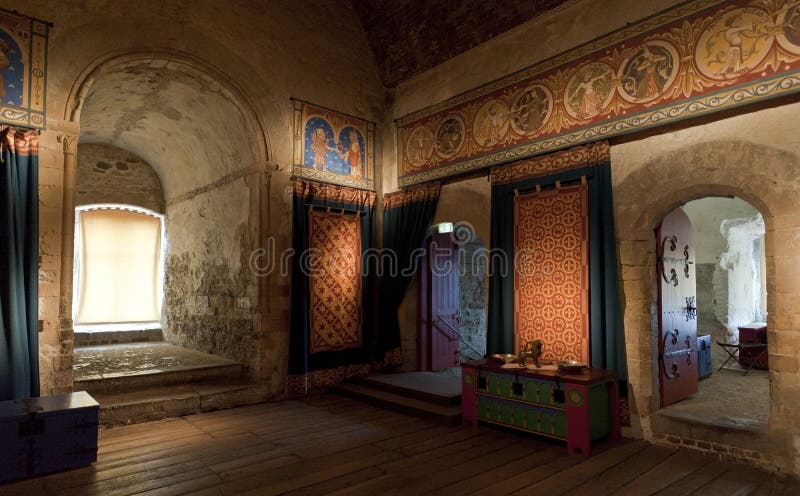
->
462;361;620;457
0;391;99;484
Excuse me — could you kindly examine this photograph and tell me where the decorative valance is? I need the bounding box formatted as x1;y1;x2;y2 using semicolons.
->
491;141;609;185
0;127;39;156
397;0;800;187
383;182;441;208
0;9;50;130
293;178;376;207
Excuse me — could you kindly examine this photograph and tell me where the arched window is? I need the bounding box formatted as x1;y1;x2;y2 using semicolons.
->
73;204;165;328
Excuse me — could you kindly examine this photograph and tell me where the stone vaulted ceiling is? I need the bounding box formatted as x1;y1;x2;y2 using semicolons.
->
352;0;569;87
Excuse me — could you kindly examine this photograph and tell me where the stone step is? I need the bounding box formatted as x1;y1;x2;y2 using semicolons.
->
73;342;244;394
74;362;244;395
90;382;269;427
333;382;462;425
74;328;164;347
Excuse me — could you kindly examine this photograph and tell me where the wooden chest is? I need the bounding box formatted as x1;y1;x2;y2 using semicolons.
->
461;361;620;458
739;324;768;369
0;391;99;484
697;335;712;380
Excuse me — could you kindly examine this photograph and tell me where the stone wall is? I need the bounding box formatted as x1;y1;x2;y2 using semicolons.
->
458;240;487;360
76;143;165;213
6;0;384;396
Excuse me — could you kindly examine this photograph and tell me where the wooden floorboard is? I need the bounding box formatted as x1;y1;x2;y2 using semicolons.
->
0;393;796;496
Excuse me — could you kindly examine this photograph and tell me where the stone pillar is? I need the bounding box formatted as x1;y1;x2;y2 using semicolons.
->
55;132;78;394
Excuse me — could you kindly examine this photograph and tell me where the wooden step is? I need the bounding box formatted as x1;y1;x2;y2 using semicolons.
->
91;382;268;426
333;383;462;425
349;372;461;406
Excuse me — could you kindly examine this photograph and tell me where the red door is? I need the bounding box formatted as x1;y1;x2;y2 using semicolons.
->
418;232;460;371
657;208;698;407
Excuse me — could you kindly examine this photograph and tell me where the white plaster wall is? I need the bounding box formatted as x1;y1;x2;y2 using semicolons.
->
683;198;760;265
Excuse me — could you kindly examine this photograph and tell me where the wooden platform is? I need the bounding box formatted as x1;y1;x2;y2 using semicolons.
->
0;394;796;495
335;372;462;424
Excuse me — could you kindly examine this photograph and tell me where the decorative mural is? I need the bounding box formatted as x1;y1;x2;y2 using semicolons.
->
397;0;800;187
0;9;49;130
293;99;375;191
514;184;589;364
308;208;363;354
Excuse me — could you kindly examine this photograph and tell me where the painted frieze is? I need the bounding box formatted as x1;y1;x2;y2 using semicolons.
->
397;0;800;187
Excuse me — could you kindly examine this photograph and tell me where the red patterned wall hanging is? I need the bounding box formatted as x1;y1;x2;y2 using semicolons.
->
308;209;363;353
514;183;589;363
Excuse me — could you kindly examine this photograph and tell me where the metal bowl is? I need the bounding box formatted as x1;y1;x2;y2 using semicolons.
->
556;360;586;373
489;353;517;364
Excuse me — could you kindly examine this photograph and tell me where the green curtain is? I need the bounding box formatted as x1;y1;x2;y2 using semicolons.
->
377;184;440;364
288;180;375;395
488;161;627;380
0;128;40;400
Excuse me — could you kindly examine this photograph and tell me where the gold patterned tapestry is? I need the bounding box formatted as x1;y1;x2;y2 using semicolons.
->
0;9;49;130
514;183;589;363
293;99;375;191
398;0;800;186
308;208;363;353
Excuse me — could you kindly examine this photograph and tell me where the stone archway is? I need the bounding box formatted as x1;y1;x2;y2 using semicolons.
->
612;139;800;473
60;51;275;389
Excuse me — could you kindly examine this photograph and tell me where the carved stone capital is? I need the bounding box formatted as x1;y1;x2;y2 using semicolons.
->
57;133;79;155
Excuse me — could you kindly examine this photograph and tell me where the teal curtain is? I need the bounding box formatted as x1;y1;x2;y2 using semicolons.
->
488;161;626;380
377;184;440;364
288;180;376;395
0;128;40;400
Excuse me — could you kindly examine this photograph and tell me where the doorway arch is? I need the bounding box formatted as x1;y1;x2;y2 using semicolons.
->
612;139;800;471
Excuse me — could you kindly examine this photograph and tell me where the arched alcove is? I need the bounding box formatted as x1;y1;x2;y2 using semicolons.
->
71;54;267;373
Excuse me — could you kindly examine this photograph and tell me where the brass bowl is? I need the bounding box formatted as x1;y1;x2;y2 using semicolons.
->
489;353;517;364
556;360;586;373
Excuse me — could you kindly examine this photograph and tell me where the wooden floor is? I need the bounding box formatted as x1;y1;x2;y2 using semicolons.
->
1;394;797;496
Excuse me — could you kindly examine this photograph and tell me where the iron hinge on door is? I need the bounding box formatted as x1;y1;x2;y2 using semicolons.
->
660;330;694;380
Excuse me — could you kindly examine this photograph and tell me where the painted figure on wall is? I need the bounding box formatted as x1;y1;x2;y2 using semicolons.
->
406;125;436;171
511;85;552;135
310;127;329;171
436;117;464;157
303;118;366;177
621;44;672;101
293;101;374;190
566;65;612;120
331;128;365;178
0;30;24;107
719;14;758;75
474;100;510;148
781;4;800;47
697;8;773;80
